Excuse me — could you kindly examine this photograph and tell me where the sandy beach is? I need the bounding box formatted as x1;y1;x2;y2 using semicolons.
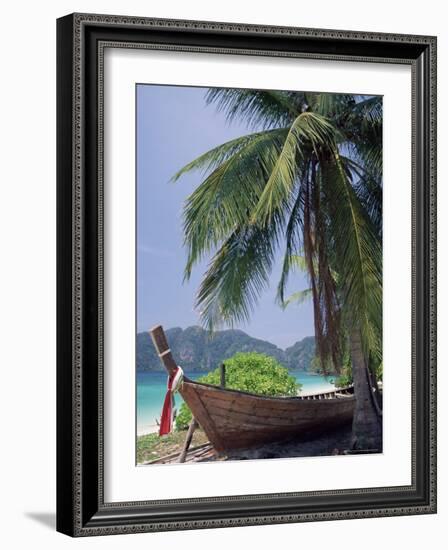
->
137;423;159;437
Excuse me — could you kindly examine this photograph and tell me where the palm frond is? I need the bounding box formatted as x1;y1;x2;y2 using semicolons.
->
281;288;312;309
286;254;308;272
344;96;383;180
345;138;382;183
205;88;302;129
342;155;382;235
321;154;382;361
179;129;288;277
195;222;281;331
313;93;356;118
276;183;306;305
350;96;383;128
171;128;286;182
253;112;339;226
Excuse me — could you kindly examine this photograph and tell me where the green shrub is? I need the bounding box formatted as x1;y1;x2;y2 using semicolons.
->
335;371;353;388
334;354;382;389
175;352;300;430
174;401;193;431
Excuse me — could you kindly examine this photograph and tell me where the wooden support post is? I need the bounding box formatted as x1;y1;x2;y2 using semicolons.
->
178;418;198;463
220;363;226;388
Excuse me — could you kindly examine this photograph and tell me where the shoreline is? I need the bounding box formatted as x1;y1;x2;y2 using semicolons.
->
137;424;159;437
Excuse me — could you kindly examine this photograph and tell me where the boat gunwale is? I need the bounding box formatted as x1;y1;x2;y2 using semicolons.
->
181;377;354;402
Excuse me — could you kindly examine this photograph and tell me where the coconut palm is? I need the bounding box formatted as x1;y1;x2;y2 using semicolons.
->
172;89;383;450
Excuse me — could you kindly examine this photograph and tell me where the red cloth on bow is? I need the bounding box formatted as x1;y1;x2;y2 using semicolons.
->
159;367;179;436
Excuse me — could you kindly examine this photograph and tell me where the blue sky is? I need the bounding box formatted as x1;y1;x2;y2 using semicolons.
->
136;84;314;349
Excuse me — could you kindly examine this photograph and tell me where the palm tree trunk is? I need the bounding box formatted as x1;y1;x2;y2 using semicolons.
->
349;328;382;451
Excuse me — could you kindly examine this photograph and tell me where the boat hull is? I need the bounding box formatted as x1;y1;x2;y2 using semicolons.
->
180;380;355;453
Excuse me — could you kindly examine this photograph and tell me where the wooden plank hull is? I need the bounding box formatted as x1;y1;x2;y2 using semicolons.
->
180;380;355;453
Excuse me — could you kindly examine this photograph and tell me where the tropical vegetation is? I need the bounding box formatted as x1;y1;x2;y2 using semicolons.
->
175;351;299;430
173;89;383;449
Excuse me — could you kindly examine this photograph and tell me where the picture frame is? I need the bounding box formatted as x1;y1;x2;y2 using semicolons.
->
56;13;437;536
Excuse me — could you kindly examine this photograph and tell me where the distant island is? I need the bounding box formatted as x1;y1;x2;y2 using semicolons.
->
136;326;315;372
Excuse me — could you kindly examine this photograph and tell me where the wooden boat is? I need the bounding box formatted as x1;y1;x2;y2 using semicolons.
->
150;325;355;453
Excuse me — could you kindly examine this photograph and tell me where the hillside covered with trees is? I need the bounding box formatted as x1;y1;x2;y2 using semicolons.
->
136;326;315;372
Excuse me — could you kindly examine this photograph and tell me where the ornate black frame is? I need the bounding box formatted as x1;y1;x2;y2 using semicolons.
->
56;13;437;537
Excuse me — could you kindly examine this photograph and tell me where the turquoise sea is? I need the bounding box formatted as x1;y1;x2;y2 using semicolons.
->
137;371;339;435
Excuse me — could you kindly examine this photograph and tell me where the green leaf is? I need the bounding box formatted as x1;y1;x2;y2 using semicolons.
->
253;112;340;227
177;128;288;277
281;288;313;309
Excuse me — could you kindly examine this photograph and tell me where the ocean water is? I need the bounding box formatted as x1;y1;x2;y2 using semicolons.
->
136;370;339;435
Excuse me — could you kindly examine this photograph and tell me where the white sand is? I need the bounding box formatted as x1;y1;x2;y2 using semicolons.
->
137;423;159;437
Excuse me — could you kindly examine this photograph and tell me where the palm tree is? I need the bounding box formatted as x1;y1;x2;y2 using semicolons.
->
172;89;383;450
